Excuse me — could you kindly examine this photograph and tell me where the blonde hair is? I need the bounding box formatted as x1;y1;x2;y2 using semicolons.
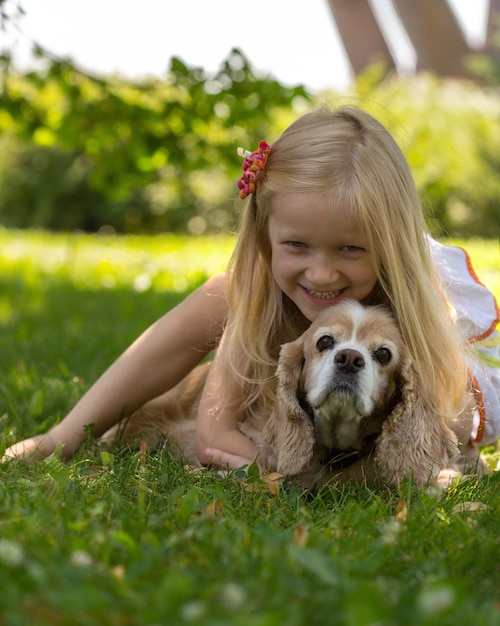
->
226;106;468;422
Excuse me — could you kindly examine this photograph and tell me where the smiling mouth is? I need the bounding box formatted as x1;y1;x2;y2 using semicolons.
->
307;288;342;300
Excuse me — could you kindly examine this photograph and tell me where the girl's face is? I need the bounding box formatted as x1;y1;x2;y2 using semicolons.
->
268;193;378;322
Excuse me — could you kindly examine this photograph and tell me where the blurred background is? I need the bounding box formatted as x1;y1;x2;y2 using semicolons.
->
0;0;498;237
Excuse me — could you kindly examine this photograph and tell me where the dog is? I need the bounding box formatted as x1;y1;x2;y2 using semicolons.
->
102;299;469;488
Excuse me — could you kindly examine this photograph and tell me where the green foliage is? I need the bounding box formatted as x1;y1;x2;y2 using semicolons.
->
349;72;500;236
466;21;500;87
0;230;498;625
0;136;107;231
0;48;310;233
0;47;499;235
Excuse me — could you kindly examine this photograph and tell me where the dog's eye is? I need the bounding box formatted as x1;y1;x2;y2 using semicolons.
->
316;335;335;352
373;347;392;366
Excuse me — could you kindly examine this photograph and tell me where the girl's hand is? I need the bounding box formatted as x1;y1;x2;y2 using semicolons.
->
204;447;254;470
2;434;57;463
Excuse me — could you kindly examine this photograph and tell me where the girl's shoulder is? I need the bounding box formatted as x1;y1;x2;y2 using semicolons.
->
427;235;499;342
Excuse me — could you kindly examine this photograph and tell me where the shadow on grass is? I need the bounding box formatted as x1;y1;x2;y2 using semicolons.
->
0;274;201;437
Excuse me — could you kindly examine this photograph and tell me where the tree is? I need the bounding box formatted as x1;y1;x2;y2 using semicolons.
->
327;0;499;80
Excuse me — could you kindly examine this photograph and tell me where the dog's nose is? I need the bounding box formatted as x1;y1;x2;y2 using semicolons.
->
335;349;365;373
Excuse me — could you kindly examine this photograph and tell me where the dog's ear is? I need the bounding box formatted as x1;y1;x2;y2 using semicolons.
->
263;337;315;475
375;352;459;487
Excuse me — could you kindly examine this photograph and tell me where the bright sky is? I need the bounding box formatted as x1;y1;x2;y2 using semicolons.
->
4;0;490;92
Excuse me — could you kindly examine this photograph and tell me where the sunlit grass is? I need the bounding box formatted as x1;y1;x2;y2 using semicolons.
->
0;227;235;292
0;229;499;625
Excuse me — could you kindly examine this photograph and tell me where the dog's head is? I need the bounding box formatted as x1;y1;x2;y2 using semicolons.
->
264;299;459;487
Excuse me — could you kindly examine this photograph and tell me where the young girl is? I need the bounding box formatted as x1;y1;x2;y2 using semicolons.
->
4;106;499;471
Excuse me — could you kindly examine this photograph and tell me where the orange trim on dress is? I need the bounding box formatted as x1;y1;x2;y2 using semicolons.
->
469;371;486;443
457;245;499;343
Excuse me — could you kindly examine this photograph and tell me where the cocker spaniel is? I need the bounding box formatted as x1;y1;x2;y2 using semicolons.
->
102;300;471;487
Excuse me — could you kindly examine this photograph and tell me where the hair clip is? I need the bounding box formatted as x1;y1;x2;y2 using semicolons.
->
237;140;271;199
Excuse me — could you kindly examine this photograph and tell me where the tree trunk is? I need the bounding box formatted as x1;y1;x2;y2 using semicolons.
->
391;0;470;76
485;0;500;60
327;0;396;73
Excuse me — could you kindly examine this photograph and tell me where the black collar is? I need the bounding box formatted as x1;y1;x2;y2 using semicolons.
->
321;447;368;470
320;432;379;470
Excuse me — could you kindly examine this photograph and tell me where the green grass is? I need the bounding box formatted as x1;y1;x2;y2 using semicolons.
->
0;228;499;626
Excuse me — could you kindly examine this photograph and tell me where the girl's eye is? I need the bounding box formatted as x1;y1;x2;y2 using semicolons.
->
287;241;307;249
342;245;363;252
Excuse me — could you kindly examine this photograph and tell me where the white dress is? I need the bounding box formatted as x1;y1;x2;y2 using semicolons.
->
428;236;500;445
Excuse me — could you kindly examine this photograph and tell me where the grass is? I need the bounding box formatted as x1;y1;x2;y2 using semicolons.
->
0;228;499;626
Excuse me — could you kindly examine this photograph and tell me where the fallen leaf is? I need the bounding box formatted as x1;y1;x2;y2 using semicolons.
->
394;501;408;521
263;472;285;482
262;472;285;496
139;439;148;465
293;524;309;548
203;499;224;517
240;472;284;496
451;502;488;514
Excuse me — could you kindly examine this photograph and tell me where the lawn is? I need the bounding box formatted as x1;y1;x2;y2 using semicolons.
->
0;228;499;626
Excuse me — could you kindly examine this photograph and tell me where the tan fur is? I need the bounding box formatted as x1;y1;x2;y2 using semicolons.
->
102;300;475;488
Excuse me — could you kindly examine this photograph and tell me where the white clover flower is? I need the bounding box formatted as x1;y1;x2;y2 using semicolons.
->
180;600;207;622
418;585;455;615
70;550;93;567
0;539;25;566
218;582;247;610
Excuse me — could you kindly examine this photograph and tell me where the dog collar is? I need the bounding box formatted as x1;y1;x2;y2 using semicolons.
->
321;431;380;470
321;447;367;470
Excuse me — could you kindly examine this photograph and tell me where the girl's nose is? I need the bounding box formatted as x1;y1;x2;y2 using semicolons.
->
305;255;340;286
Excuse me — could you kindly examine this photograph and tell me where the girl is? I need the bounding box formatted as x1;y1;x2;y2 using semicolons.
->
4;106;499;470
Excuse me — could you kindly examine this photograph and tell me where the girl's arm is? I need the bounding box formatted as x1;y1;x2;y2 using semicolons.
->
195;321;258;468
3;274;229;462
